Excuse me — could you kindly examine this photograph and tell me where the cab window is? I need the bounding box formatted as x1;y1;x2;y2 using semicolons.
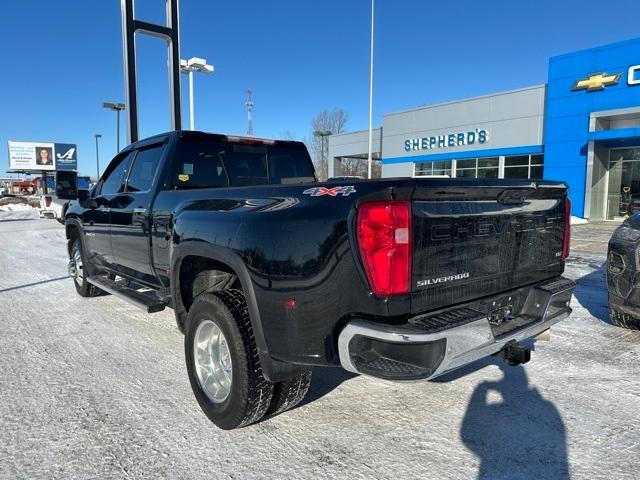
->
172;138;315;189
126;144;165;192
99;151;135;195
173;139;228;189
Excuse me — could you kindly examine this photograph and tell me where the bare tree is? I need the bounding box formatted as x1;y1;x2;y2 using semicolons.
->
341;157;381;178
310;109;348;180
279;130;296;141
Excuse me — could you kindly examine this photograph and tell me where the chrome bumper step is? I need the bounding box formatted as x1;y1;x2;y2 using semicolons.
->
337;277;576;381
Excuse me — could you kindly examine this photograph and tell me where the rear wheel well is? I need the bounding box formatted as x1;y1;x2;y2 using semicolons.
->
179;255;242;314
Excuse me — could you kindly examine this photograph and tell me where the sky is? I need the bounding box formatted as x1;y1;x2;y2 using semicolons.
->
1;0;640;177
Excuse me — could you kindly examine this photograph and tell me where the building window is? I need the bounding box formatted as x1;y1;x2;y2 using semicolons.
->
455;157;499;179
413;154;543;180
415;160;452;177
504;154;544;179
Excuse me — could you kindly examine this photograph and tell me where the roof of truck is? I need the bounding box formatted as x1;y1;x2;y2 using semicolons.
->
123;130;306;151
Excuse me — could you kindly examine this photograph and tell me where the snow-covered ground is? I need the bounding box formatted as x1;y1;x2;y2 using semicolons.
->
0;219;637;479
0;203;37;211
0;204;39;221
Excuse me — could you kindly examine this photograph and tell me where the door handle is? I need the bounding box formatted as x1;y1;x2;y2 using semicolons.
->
133;208;148;215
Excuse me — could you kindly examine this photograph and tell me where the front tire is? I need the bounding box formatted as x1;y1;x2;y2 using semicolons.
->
185;290;274;430
69;238;97;297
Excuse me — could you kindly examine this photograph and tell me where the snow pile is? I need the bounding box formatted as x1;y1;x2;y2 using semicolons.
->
0;203;39;212
571;216;589;225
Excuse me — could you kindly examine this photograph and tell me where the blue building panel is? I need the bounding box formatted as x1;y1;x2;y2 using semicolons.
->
544;114;590;144
546;75;597;100
544;37;640;217
544;91;593;117
547;54;597;81
594;42;640;71
592;86;640;111
543;141;589;167
588;128;640;142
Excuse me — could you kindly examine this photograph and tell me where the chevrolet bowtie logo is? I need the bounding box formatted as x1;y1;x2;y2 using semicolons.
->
572;72;622;91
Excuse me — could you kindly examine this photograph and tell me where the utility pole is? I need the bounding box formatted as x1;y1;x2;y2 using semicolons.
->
102;102;125;152
314;130;331;180
367;0;375;179
94;134;102;180
246;89;254;136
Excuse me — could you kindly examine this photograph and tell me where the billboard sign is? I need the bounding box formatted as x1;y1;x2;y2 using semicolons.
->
54;143;78;171
7;141;77;172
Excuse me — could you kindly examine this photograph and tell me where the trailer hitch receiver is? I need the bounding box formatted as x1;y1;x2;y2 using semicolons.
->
497;342;531;366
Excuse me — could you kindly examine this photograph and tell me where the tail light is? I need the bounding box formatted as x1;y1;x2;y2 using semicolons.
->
356;200;412;296
44;196;52;207
562;197;571;259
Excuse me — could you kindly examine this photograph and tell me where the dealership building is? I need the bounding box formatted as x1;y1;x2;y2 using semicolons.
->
329;37;640;220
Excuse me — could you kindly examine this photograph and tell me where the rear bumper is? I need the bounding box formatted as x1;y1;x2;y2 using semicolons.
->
337;277;575;381
40;210;57;218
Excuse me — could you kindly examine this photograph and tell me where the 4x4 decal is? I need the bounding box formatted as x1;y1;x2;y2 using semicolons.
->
303;186;356;197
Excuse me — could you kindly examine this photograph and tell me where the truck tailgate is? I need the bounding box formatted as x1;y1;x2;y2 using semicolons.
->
410;181;568;314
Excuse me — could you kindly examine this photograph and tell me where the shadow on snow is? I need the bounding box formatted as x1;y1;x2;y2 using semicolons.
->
572;260;612;325
459;361;570;479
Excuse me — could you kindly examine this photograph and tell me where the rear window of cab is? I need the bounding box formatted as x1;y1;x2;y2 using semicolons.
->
172;140;315;189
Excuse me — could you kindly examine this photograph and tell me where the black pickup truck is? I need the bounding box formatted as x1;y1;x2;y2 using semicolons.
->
607;214;640;330
58;130;575;429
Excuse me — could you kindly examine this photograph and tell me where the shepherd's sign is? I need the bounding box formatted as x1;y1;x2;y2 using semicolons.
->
7;141;77;172
404;128;489;152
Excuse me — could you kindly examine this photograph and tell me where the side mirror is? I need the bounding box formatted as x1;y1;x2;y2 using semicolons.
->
78;189;90;202
56;171;78;200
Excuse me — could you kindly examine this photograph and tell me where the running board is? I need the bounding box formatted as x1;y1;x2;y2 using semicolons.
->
86;276;169;313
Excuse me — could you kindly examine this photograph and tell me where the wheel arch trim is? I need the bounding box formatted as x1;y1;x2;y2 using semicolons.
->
171;242;301;382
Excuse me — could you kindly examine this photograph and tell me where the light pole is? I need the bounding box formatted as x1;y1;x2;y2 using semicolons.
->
367;0;375;179
314;130;332;180
102;102;126;152
94;134;102;180
179;57;214;130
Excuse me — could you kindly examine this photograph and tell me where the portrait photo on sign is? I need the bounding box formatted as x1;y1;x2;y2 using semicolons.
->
35;146;53;166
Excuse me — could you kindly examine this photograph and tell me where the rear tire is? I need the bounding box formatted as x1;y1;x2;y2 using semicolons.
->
609;307;640;330
266;370;312;416
70;238;98;298
185;290;274;430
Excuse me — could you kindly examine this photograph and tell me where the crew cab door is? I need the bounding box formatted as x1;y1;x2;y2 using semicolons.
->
81;151;135;268
109;142;166;280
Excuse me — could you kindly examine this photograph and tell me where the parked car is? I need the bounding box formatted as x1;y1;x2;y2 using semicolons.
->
59;130;575;429
39;193;65;220
40;176;91;222
607;214;640;330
